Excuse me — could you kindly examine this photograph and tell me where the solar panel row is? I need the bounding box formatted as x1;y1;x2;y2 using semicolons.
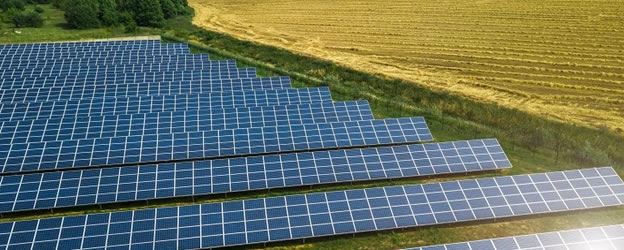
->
0;71;264;91
0;88;332;122
0;54;214;68
0;59;238;77
406;224;624;250
0;44;189;55
0;68;259;88
0;101;372;144
0;49;191;61
0;76;291;104
0;167;620;249
0;139;509;214
0;39;160;49
0;117;432;174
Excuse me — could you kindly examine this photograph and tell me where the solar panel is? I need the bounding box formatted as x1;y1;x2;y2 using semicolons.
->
0;76;291;104
0;58;235;75
0;100;372;144
0;88;332;122
0;167;620;249
0;68;258;89
405;224;624;250
0;39;161;49
0;117;432;174
0;68;256;89
0;43;189;55
0;62;244;79
0;49;190;61
0;54;213;69
0;138;510;214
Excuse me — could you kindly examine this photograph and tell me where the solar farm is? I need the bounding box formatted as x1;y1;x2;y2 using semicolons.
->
0;38;621;250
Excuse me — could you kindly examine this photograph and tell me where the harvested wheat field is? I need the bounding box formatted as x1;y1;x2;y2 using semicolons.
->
189;0;624;132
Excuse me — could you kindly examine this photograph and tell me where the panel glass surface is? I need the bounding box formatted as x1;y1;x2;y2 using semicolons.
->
0;139;510;214
0;167;620;249
0;117;432;173
0;76;291;103
405;224;624;250
0;88;332;122
0;101;372;144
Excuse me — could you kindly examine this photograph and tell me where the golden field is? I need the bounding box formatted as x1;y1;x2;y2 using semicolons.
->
189;0;624;132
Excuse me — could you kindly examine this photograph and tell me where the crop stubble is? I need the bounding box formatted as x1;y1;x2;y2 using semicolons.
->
189;0;624;132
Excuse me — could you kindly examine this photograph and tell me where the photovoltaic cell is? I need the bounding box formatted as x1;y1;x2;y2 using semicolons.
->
0;101;372;144
0;71;262;91
0;43;188;55
0;54;213;69
0;39;161;49
0;88;332;122
0;68;258;89
0;49;190;61
0;139;510;214
405;224;624;250
0;59;237;77
0;167;620;249
0;76;291;104
0;117;432;174
0;62;244;79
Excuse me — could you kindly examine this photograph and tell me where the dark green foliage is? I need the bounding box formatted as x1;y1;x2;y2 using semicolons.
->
119;11;137;32
0;0;25;12
98;0;117;26
62;0;100;29
34;6;44;13
11;10;43;27
27;0;51;3
120;0;164;27
159;0;176;19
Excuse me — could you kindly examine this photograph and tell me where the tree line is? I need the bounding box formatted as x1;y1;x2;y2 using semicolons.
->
1;0;188;31
57;0;188;30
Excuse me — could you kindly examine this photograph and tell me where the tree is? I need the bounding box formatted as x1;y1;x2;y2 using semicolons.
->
98;0;118;26
119;11;137;33
160;0;177;19
0;0;25;12
121;0;164;27
11;11;43;28
62;0;100;29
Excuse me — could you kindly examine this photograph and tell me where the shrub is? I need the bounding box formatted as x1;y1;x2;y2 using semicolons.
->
120;0;164;27
34;6;44;13
11;10;43;28
61;0;100;29
0;0;25;12
160;0;176;19
98;0;117;26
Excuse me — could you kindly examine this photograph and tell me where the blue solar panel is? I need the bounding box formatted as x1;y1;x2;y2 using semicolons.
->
0;71;261;90
0;54;214;69
0;43;188;55
0;39;161;49
0;101;372;144
0;88;331;122
0;76;291;103
0;167;620;249
0;49;190;61
0;58;235;76
0;117;432;174
406;224;624;250
0;68;258;89
0;139;510;214
0;61;244;79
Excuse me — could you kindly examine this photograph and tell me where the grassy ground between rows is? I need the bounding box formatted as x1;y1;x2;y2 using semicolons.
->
0;4;623;250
